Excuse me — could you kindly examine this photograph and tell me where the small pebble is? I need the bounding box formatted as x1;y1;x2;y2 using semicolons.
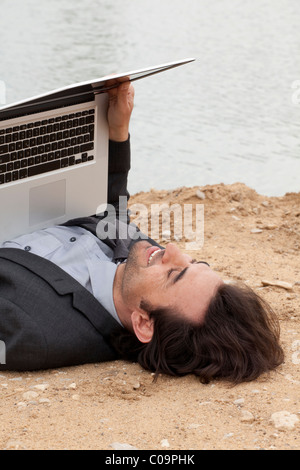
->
161;439;170;447
270;411;299;431
16;402;27;410
234;398;245;406
111;442;139;450
196;189;206;200
261;280;293;291
39;398;51;405
133;381;141;390
34;384;49;392
22;391;39;401
240;410;255;423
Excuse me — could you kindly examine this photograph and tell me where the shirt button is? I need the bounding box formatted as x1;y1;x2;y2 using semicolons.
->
24;246;31;252
70;237;76;243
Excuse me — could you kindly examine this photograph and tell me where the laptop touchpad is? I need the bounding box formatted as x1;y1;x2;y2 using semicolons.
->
29;179;66;226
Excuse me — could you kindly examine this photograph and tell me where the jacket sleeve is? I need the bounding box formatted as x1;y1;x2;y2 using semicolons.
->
108;137;131;218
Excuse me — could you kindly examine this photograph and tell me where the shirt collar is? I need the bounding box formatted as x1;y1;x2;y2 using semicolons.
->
87;260;124;327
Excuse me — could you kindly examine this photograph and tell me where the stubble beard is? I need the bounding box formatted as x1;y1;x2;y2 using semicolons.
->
120;242;142;305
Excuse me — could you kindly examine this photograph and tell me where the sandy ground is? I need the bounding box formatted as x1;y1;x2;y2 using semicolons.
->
0;182;299;450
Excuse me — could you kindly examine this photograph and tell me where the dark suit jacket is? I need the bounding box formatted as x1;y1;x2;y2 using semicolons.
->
0;139;158;371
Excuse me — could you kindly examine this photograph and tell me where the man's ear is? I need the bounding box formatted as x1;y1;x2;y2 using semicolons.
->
131;310;154;343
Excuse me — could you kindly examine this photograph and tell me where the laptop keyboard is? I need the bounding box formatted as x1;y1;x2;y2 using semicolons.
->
0;109;95;185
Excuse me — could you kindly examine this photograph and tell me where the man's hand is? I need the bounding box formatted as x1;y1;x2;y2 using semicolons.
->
107;79;135;142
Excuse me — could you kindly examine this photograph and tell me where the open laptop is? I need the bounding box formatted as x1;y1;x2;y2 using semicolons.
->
0;58;195;244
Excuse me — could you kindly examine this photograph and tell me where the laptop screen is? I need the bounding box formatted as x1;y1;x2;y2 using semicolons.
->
0;58;195;121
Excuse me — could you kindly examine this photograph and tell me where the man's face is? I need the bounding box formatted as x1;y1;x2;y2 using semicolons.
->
121;241;223;324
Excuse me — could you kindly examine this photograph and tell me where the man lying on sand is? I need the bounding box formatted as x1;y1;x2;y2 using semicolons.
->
0;82;284;383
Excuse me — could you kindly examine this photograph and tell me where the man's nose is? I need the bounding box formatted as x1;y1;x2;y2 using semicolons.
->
161;243;190;264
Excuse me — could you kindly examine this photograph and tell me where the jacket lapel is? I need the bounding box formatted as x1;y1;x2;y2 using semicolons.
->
0;248;122;339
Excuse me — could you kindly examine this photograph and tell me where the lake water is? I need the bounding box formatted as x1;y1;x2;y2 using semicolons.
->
0;0;299;197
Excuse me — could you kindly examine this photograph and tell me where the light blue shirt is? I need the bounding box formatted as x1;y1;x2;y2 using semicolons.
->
1;226;124;327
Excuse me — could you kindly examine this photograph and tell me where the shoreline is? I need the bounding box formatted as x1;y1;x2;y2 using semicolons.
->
0;182;299;450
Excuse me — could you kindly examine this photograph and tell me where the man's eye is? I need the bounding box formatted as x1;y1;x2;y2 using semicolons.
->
167;268;178;278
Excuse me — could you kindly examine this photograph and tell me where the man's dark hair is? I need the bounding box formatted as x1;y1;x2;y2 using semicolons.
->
110;283;284;384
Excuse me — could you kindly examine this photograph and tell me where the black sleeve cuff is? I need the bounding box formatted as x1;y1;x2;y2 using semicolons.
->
108;136;131;174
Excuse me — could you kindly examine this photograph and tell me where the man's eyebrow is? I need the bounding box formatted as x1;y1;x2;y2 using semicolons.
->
173;267;189;284
192;259;210;267
172;260;210;285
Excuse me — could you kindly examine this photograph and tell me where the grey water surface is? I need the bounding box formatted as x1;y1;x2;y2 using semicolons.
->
0;0;299;197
